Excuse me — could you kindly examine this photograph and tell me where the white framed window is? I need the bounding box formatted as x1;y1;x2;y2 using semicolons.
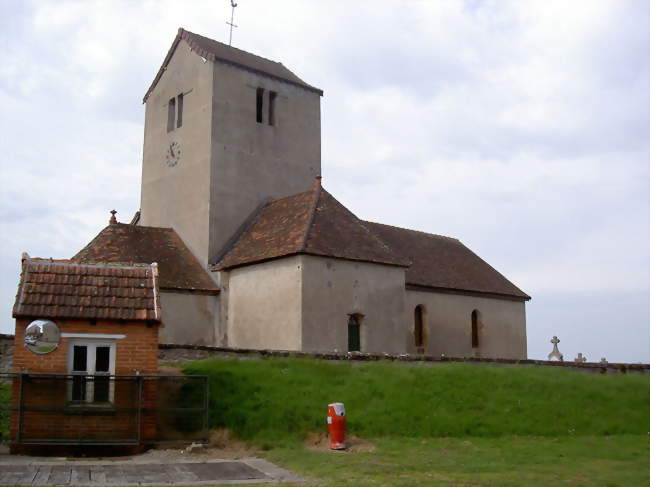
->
67;340;116;405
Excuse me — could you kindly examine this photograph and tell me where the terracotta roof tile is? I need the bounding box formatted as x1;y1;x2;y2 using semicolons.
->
13;258;162;321
144;28;322;103
216;182;410;270
73;223;218;293
365;221;530;300
215;182;529;300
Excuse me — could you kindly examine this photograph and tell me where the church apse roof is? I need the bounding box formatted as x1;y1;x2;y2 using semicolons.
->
143;28;323;103
364;221;531;301
13;256;161;321
73;223;219;294
215;180;411;270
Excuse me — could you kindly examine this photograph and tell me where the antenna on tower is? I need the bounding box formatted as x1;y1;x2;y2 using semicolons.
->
226;1;238;46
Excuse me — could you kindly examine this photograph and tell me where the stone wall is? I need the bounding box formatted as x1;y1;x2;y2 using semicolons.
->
2;336;648;375
0;333;13;373
159;344;650;375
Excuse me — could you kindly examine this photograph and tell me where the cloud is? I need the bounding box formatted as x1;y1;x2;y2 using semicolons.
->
0;0;648;361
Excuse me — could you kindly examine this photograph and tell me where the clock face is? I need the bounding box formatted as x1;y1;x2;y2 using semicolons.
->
165;141;181;167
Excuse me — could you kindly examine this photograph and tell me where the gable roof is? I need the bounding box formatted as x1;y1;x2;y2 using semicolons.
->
73;223;219;293
13;256;161;321
143;28;323;103
216;181;410;270
364;221;530;301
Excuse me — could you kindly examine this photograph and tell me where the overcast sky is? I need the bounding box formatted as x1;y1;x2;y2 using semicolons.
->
1;0;648;362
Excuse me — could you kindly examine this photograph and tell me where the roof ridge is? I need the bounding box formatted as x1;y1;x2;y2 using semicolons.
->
144;27;322;102
113;222;175;231
299;181;322;252
364;220;460;242
358;220;412;265
183;28;286;71
60;260;155;270
13;255;31;317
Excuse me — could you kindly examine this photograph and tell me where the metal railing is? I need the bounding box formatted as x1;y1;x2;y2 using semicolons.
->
0;372;209;446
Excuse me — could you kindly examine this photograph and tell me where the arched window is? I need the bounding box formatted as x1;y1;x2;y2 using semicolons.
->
414;305;424;348
471;310;479;348
348;314;362;352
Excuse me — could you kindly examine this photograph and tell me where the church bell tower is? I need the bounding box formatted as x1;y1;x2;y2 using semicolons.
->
139;28;322;267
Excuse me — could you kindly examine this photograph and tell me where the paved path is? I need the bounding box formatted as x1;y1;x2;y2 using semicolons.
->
0;458;302;485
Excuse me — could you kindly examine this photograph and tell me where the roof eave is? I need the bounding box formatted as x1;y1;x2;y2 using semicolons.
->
216;251;410;272
405;283;531;302
160;285;220;295
12;312;162;323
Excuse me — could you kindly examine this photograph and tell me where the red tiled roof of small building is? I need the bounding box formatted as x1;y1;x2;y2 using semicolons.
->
13;257;161;321
143;28;322;103
73;223;219;293
216;180;410;270
364;221;530;301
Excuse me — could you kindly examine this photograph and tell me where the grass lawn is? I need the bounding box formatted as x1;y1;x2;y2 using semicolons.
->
182;357;649;486
0;382;9;442
183;357;650;445
260;435;650;487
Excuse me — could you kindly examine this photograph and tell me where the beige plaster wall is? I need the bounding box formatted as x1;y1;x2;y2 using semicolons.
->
404;290;527;359
300;255;407;354
140;42;214;266
141;44;321;267
226;256;302;350
208;63;321;262
158;291;220;346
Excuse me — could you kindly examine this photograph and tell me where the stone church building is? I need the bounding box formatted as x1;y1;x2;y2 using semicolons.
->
73;28;530;358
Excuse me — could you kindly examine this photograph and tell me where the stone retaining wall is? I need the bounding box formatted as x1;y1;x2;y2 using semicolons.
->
1;336;647;374
0;334;14;373
159;343;650;375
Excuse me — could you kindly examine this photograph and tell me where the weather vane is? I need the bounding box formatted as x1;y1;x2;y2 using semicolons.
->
226;0;238;46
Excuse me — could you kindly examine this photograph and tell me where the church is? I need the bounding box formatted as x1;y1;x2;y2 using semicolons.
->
72;28;530;359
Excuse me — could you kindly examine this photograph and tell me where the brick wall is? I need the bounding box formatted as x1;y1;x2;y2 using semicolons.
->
13;319;159;374
158;344;650;374
10;319;159;453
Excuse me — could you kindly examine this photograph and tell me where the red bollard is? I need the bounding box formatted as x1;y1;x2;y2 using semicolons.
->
326;402;346;450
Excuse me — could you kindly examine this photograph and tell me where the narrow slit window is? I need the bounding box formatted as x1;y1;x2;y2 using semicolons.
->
176;93;183;128
268;91;277;126
167;97;176;133
414;305;424;348
471;310;479;348
256;87;264;123
348;314;361;352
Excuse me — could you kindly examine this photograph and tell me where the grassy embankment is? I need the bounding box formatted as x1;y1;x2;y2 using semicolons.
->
183;357;649;445
183;357;650;486
0;382;9;442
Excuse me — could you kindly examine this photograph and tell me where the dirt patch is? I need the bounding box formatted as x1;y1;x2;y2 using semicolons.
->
141;429;260;461
157;364;185;375
304;431;375;453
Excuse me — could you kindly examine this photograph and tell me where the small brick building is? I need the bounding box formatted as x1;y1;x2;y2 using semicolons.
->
10;255;161;454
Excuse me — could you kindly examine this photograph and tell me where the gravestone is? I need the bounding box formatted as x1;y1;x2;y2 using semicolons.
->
547;336;563;362
574;353;587;363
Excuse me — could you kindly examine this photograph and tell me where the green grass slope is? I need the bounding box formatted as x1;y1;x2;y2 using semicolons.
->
183;357;650;446
0;382;10;442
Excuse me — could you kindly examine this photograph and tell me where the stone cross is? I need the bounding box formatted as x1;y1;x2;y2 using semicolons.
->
547;336;563;362
574;353;587;363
